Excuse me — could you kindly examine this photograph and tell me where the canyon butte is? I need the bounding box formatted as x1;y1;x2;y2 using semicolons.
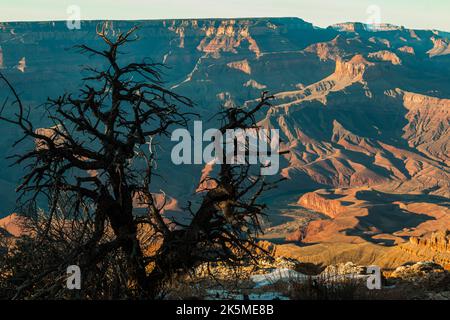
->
0;18;449;270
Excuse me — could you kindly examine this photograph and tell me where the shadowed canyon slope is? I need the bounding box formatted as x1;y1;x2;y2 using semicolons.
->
0;18;449;267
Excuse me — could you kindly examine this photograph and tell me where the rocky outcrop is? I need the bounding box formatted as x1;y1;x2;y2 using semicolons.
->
196;20;261;58
244;79;266;89
175;27;185;48
368;50;402;65
17;57;26;72
427;37;450;57
285;229;304;242
193;255;303;280
409;231;450;254
298;191;349;218
400;231;450;268
270;54;374;109
390;261;445;281
0;213;26;237
331;23;367;33
400;90;450;165
398;46;415;55
331;22;403;33
334;55;374;81
368;37;392;48
227;59;251;74
321;262;367;276
166;20;198;48
303;35;345;61
402;89;450;110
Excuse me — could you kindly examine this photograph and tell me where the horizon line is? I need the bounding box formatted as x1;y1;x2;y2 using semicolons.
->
1;16;449;34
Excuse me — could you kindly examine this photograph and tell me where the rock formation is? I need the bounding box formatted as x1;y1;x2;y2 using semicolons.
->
390;261;446;282
244;79;266;89
227;59;251;74
17;57;26;72
368;50;402;65
401;90;450;166
398;46;415;55
334;55;374;80
400;231;450;268
303;35;346;61
0;213;26;237
298;191;349;218
195;20;261;58
428;37;450;57
409;231;450;254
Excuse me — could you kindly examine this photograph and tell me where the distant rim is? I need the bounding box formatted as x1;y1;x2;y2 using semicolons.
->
0;17;449;34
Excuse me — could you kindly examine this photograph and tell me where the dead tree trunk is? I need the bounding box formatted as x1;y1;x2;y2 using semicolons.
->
0;23;281;299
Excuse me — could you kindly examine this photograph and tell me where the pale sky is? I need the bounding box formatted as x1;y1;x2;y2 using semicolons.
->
1;0;449;31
